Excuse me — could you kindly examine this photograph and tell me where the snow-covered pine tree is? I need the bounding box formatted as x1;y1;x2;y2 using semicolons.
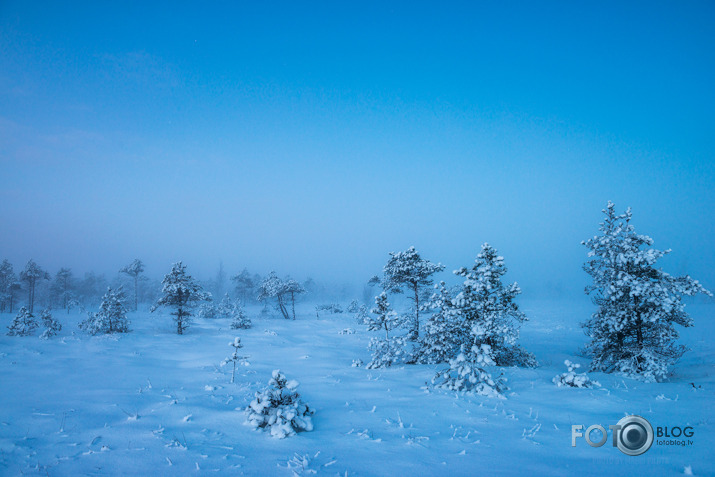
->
151;262;211;335
119;259;144;311
283;279;305;320
39;308;62;339
7;306;38;336
432;344;505;398
215;293;231;317
257;272;289;319
228;296;252;329
417;281;466;364
582;202;712;382
380;246;444;341
448;243;536;367
245;370;314;438
79;287;130;335
365;292;408;368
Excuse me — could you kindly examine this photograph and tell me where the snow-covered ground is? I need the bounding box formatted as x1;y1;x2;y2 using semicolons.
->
0;299;712;476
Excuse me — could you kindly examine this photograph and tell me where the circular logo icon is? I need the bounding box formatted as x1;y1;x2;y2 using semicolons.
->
615;415;654;456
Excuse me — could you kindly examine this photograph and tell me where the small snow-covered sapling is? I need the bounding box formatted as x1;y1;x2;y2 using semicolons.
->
6;306;38;336
245;370;314;438
40;308;62;339
221;337;249;384
553;360;600;388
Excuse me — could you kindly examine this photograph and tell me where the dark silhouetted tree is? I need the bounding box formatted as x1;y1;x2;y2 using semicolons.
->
20;259;50;313
0;259;19;313
51;268;75;313
232;268;256;304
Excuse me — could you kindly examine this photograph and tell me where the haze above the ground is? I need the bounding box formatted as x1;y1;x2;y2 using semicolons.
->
1;2;714;296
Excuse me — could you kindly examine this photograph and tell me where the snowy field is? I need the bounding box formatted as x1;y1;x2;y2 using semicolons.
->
0;299;712;476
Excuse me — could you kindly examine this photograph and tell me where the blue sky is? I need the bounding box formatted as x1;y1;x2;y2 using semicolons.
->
1;1;714;295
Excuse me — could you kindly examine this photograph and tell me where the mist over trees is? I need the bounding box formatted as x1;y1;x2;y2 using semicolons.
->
2;201;712;385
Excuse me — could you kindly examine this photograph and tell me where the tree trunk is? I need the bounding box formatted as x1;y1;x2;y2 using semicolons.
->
277;295;289;319
134;275;139;311
291;291;296;320
29;280;35;314
636;316;643;348
409;282;419;341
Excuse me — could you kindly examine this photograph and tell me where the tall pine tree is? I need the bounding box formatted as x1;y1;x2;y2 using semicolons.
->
380;246;444;341
582;202;711;382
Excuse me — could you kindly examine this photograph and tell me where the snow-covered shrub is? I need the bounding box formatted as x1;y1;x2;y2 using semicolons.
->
225;296;252;329
197;302;218;319
367;336;408;369
432;344;505;398
582;202;712;382
553;360;600;388
347;299;360;313
39;308;62;339
245;370;314;438
364;292;409;368
230;307;251;329
79;287;130;335
315;303;343;318
7;306;38;336
353;304;369;325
